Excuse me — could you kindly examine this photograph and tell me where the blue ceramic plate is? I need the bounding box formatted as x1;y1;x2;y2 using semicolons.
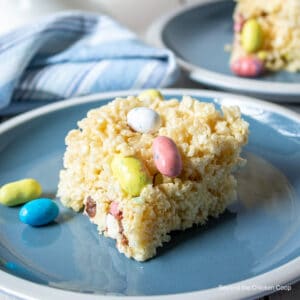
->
0;90;300;300
147;0;300;102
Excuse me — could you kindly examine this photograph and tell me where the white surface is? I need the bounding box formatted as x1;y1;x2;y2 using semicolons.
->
0;0;200;35
0;89;300;300
0;0;106;34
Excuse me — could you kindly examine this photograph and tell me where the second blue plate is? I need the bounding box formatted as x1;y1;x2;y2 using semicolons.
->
148;0;300;102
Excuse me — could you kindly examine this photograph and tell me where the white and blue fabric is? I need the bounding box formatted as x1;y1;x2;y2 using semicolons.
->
0;12;179;115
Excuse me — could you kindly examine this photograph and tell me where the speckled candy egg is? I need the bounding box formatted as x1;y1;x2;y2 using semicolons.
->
231;56;264;77
111;155;151;197
153;136;182;177
127;107;161;133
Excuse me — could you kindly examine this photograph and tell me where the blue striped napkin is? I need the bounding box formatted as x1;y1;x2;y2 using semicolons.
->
0;12;179;115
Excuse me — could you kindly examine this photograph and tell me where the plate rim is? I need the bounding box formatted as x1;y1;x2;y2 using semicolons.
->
146;0;300;100
0;89;299;300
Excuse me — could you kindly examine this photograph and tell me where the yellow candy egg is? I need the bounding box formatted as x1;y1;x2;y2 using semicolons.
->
257;50;268;61
0;178;42;207
138;89;164;101
241;19;264;53
111;156;151;197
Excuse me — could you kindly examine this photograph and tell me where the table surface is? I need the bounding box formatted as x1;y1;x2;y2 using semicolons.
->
0;0;299;299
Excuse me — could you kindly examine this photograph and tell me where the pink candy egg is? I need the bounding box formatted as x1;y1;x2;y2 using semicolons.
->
234;21;244;33
234;14;245;33
231;56;264;77
152;136;182;177
109;201;122;220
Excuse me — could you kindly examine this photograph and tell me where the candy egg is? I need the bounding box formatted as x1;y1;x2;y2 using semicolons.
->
127;107;161;133
19;198;59;226
231;56;264;77
109;201;122;220
153;136;182;177
111;156;151;197
0;178;42;207
234;21;244;33
241;19;264;53
138;89;164;101
257;50;268;61
234;14;245;33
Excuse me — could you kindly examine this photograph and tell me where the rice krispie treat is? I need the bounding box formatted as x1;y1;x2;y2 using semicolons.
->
57;90;249;261
230;0;300;77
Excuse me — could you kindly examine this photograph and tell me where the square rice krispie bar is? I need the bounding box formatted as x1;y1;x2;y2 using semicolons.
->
57;91;248;261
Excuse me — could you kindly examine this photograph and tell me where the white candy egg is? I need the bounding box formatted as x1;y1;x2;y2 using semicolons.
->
127;107;161;133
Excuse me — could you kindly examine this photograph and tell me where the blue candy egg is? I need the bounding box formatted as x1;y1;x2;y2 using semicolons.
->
19;198;59;226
